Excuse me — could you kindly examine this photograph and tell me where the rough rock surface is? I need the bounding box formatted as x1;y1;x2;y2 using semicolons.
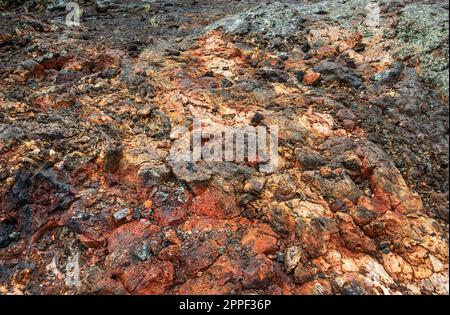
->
0;0;448;295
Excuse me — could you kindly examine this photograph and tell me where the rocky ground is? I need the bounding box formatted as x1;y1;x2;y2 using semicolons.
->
0;0;448;295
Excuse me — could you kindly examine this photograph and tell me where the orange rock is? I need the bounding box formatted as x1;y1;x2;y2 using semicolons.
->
242;225;278;255
315;45;338;59
208;255;244;286
242;255;275;289
357;195;390;215
176;275;238;295
190;186;240;219
344;32;363;49
294;263;318;284
177;255;243;294
107;220;156;253
153;205;188;226
302;71;321;86
78;234;105;249
63;57;91;72
158;245;180;262
335;212;377;255
143;200;153;209
120;260;174;294
370;167;424;214
180;239;220;276
165;229;181;245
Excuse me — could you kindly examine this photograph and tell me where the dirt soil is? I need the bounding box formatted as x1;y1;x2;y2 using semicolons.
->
0;0;448;295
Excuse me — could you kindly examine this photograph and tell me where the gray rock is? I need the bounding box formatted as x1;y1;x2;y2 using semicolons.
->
20;59;40;71
437;206;449;223
95;0;119;12
0;220;15;249
138;164;171;188
134;242;151;261
103;142;123;173
314;60;364;89
291;0;449;96
205;2;305;39
243;177;265;196
372;61;403;85
295;147;326;170
256;67;289;83
169;161;212;184
46;0;71;11
292;0;377;29
396;3;449;96
317;172;362;204
113;208;130;225
341;281;367;295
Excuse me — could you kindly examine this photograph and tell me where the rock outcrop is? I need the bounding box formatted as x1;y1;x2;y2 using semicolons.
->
0;0;448;295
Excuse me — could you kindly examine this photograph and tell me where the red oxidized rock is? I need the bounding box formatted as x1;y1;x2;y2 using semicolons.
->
107;220;156;254
180;239;220;277
241;224;279;255
158;245;180;262
242;254;275;289
0;0;448;296
177;255;243;294
152;187;193;226
335;212;377;255
302;71;321;86
120;260;174;295
190;186;240;219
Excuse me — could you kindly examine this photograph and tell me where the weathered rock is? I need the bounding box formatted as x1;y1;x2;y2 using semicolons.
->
314;60;363;88
242;255;275;289
169;161;212;184
0;219;15;249
294;263;318;285
243;177;265;196
336;212;377;255
312;172;362;204
0;0;448;296
349;206;378;227
257;67;289;83
46;0;72;11
396;3;449;95
284;246;302;272
113;208;131;226
295;147;326;170
372;62;403;85
302;71;321;86
103;142;123;173
190;185;240;219
180;240;220;277
120;260;174;295
242;225;278;255
340;281;367;295
138;164;171;188
205;2;305;39
95;0;119;12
